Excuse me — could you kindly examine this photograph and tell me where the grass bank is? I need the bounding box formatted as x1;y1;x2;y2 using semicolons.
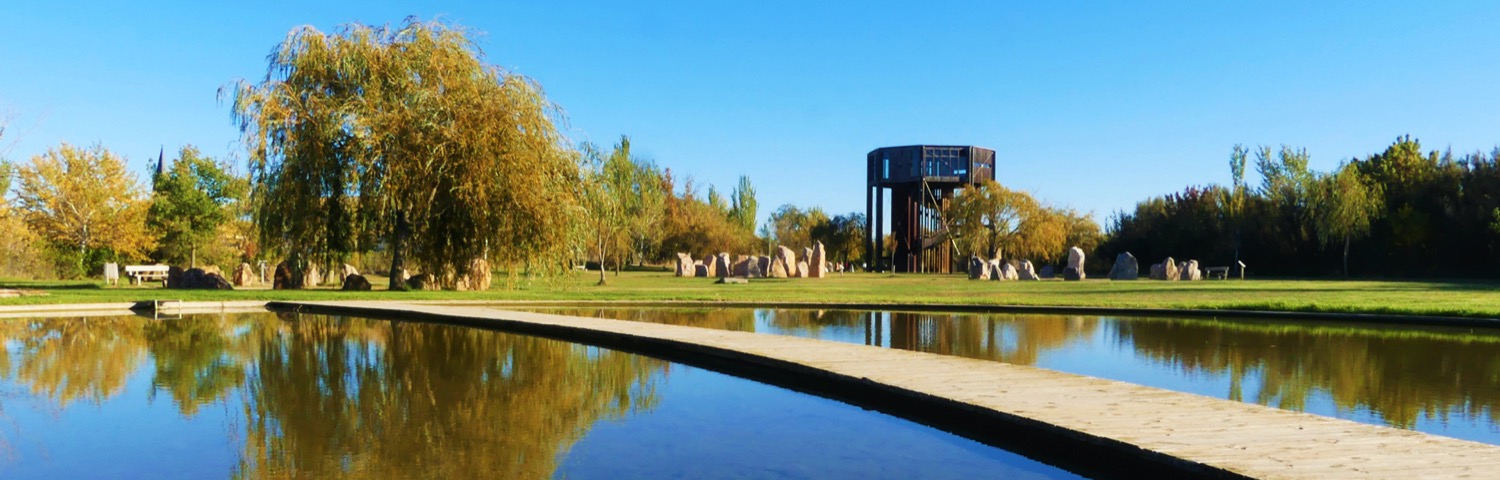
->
4;272;1500;319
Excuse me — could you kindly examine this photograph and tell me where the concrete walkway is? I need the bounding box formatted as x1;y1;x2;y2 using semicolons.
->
271;300;1500;479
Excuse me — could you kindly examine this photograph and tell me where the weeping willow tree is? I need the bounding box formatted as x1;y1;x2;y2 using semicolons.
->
226;18;579;289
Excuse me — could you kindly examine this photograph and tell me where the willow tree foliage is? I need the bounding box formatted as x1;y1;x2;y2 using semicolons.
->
1313;162;1383;277
15;143;154;275
228;19;577;288
947;180;1067;262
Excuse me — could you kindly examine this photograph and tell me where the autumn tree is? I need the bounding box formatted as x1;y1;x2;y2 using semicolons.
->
228;18;577;289
769;204;829;249
1313;162;1383;277
147;145;248;267
947;180;1067;262
0;160;47;278
15;143;153;276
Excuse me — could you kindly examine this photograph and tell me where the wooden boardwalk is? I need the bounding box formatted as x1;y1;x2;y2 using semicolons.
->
276;301;1500;479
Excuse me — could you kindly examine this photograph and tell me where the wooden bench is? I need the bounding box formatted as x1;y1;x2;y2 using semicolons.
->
1205;266;1230;280
124;265;171;285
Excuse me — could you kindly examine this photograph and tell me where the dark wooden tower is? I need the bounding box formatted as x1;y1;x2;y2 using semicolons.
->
866;145;995;273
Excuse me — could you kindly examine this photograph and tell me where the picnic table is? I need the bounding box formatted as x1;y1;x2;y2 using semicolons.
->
124;265;171;286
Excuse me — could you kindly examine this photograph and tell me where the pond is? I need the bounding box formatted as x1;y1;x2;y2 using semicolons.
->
512;307;1500;446
0;312;1078;479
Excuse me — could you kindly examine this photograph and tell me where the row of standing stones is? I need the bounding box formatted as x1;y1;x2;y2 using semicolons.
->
675;242;834;279
969;248;1210;282
163;258;493;291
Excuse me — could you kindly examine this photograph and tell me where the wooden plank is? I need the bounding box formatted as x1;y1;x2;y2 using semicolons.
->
279;301;1500;479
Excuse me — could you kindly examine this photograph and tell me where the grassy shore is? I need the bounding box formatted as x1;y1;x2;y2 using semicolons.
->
4;271;1500;318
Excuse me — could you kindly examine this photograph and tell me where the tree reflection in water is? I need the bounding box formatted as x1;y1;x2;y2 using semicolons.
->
0;313;665;478
534;307;1500;437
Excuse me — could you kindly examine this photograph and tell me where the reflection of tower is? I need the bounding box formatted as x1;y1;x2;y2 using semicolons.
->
866;146;996;273
888;312;924;352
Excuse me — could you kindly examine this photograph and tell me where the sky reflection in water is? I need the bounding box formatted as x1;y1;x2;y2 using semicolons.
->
0;312;1076;479
518;307;1500;446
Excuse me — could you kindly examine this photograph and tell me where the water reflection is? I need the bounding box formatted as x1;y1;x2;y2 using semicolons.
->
0;313;664;478
0;312;1072;479
531;307;1500;444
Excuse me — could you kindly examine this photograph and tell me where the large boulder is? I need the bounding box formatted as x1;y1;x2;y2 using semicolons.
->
341;274;372;291
337;264;360;285
796;261;809;278
1179;260;1202;281
1065;246;1086;281
694;262;709;277
733;256;755;277
1109;252;1139;280
1000;262;1019;281
1039;265;1055;279
770;246;797;278
302;265;323;288
201;265;222;278
166;265;186;289
675;253;694;277
1150;257;1179;281
716;253;732;278
233;262;255;287
170;268;232;290
273;262;302;290
1018;260;1040;281
968;255;991;280
757;256;771;278
809;242;828;278
406;273;435;291
456;258;492;291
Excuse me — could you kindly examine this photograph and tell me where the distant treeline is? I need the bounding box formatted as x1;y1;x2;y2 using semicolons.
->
1099;136;1500;277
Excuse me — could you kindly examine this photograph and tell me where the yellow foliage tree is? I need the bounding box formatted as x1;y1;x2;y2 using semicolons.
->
14;143;153;275
947;180;1068;261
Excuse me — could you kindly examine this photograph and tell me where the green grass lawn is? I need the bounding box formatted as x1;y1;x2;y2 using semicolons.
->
3;271;1499;318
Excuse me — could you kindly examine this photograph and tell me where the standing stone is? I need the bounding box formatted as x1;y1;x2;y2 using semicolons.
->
233;262;255;287
1039;265;1055;279
1149;263;1165;280
704;255;720;278
770;246;797;278
757;256;771;278
338;264;360;285
1180;260;1202;281
1000;262;1019;281
1018;260;1040;281
1109;252;1139;280
717;253;733;278
462;258;492;291
968;255;991;280
1064;246;1086;281
802;247;814;266
273;262;301;290
302;265;322;288
675;253;694;277
796;261;809;278
407;273;435;291
694;262;709;277
1161;257;1179;281
809;242;828;278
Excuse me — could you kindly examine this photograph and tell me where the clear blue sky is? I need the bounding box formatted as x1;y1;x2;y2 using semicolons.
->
4;1;1499;227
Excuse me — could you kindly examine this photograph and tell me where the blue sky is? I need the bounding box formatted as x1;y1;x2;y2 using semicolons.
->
4;1;1499;227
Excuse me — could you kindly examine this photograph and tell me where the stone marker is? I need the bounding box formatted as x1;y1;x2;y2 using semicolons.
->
1162;257;1179;281
694;262;709;277
757;256;771;278
1039;265;1055;279
795;261;809;278
704;255;720;278
1001;262;1019;281
1109;252;1139;280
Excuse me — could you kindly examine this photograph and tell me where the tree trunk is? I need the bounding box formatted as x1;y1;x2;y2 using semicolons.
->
388;210;409;291
596;234;607;286
1342;234;1351;278
191;245;197;269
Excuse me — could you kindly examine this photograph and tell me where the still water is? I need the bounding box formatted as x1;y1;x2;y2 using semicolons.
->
515;307;1500;446
0;312;1077;479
